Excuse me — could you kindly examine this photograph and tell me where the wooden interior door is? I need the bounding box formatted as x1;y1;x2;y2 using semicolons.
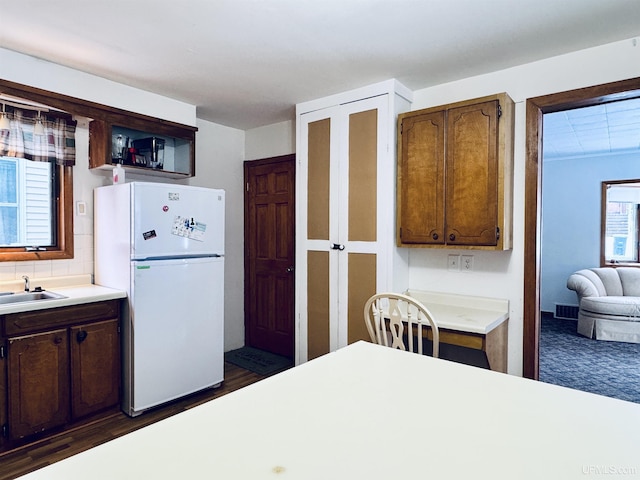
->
244;155;296;358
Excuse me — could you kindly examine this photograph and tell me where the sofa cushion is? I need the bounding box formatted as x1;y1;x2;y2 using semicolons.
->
617;267;640;296
581;296;640;318
591;268;624;296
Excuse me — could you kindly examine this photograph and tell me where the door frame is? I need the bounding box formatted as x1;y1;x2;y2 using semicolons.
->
523;77;640;379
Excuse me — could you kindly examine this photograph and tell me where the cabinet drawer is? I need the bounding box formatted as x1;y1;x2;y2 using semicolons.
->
3;300;120;336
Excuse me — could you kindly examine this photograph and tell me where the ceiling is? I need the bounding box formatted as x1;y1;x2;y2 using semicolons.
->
1;1;640;131
543;98;640;160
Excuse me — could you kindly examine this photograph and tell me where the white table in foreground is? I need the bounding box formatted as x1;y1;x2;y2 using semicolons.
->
19;341;640;480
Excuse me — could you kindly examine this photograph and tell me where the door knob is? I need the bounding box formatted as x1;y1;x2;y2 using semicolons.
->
287;266;295;273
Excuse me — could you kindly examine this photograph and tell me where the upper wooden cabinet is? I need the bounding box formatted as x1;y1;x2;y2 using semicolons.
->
89;115;197;179
397;93;514;250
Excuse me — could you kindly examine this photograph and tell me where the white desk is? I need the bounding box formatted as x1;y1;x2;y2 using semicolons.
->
19;342;640;479
407;289;509;371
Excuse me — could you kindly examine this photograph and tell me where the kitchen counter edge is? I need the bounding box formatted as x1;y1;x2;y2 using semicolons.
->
0;284;127;315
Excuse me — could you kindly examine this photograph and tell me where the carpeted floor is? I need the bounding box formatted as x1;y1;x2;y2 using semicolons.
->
539;313;640;403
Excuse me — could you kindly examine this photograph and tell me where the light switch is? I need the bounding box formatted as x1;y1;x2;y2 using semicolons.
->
76;201;87;216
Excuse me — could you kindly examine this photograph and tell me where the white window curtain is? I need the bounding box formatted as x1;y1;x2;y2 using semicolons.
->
0;108;76;166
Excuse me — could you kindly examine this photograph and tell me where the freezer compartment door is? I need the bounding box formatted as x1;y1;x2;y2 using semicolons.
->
129;257;224;413
131;182;225;259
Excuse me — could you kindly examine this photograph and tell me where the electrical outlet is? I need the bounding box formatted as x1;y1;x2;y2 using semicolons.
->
448;254;460;271
461;255;474;272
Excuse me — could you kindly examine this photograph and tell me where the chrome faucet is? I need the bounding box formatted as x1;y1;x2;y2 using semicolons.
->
22;275;30;292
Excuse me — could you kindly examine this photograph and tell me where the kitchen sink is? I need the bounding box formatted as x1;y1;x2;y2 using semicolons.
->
0;291;67;305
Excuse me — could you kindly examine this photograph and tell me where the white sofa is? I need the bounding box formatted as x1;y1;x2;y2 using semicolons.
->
566;267;640;343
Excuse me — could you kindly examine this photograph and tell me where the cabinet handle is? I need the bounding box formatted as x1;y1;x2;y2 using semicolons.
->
330;243;345;251
76;330;88;344
54;336;63;345
449;233;456;242
432;233;439;240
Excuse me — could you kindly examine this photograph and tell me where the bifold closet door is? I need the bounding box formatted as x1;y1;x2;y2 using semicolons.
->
301;96;386;361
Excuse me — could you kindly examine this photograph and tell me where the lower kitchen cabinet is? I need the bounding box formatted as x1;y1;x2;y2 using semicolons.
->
0;300;120;446
7;329;70;440
70;319;120;419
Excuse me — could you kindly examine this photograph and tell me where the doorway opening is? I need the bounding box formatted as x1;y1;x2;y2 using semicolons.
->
538;99;640;402
524;77;640;383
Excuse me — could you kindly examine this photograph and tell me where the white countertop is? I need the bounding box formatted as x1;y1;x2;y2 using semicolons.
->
17;341;640;479
0;275;126;315
406;289;509;334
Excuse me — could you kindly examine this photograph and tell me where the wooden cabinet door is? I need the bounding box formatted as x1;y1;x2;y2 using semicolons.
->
398;110;446;244
70;319;120;419
445;99;499;246
7;329;70;440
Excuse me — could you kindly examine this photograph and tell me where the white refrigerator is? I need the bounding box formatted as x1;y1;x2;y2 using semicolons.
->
94;182;225;417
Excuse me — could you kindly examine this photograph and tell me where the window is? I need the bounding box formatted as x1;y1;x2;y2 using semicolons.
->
0;156;54;247
0;161;72;262
605;201;639;262
602;180;640;265
0;92;76;262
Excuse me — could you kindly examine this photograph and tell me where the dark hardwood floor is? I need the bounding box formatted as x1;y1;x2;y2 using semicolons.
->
0;362;267;480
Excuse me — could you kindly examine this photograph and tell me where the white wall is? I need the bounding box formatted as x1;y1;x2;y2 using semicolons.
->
541;152;640;313
0;48;196;126
190;119;246;352
407;36;640;375
245;120;295;160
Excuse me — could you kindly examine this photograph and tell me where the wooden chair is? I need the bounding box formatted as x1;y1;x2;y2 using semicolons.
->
363;292;440;358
